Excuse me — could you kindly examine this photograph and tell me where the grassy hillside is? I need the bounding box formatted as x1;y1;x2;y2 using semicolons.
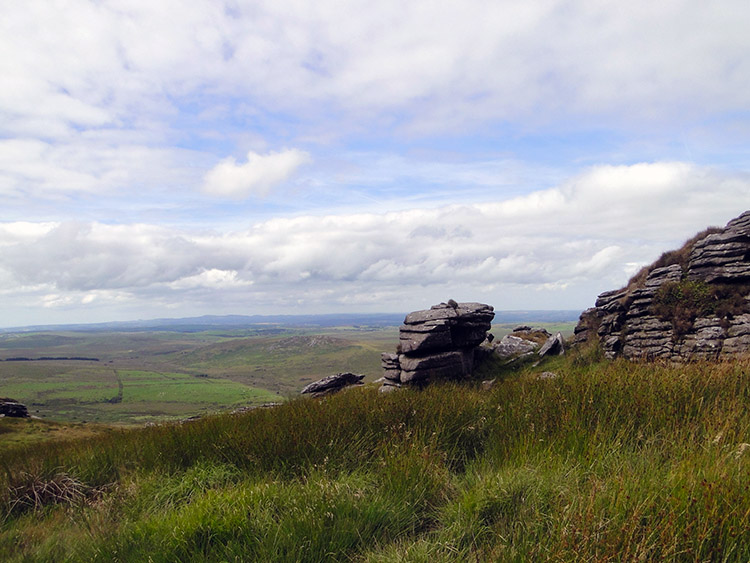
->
0;327;397;423
0;324;576;424
2;346;749;561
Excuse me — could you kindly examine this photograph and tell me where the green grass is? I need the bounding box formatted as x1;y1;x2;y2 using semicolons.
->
0;327;398;421
2;347;750;561
0;364;281;424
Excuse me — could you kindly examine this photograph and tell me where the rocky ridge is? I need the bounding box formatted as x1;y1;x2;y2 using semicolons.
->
575;210;750;361
380;300;494;391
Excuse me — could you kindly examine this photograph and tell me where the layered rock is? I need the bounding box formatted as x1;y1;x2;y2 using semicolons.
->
380;301;494;389
575;211;750;361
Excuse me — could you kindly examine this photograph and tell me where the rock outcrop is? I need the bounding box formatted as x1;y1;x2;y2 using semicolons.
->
301;372;366;397
492;326;565;363
380;301;494;390
0;397;29;418
575;211;750;361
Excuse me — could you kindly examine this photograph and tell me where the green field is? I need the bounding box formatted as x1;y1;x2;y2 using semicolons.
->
0;364;281;424
0;322;574;426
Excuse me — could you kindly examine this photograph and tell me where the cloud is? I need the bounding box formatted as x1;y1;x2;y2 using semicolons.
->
3;1;750;142
202;149;311;198
1;161;748;326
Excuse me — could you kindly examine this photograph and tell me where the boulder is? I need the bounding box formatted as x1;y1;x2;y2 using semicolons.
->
381;301;494;389
493;335;537;360
0;398;29;418
539;332;565;357
300;372;365;396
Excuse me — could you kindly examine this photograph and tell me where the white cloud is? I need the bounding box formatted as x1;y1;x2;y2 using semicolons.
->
1;161;748;326
1;2;750;325
168;268;252;290
2;1;750;142
202;149;311;198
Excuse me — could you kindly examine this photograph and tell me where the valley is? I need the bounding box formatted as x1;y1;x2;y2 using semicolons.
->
0;319;574;426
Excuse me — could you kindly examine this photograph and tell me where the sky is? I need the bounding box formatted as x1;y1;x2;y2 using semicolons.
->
2;0;750;327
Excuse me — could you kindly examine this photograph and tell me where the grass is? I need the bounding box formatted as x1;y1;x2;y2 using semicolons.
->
1;346;750;561
0;328;397;417
653;280;750;336
0;364;281;424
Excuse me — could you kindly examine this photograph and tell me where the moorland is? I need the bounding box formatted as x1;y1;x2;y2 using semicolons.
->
0;316;574;425
2;344;750;561
3;313;750;561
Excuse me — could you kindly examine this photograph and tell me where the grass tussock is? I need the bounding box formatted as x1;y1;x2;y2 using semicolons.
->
2;352;750;561
626;226;723;291
653;280;750;336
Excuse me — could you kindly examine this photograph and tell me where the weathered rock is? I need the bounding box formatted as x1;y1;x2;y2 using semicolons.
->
0;398;29;418
688;212;750;283
493;335;537;359
382;301;494;386
539;332;565;357
400;349;474;383
512;326;551;342
300;372;365;396
575;210;750;361
398;320;452;354
378;382;402;394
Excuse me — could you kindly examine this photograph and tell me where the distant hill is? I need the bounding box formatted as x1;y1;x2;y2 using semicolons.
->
0;310;581;334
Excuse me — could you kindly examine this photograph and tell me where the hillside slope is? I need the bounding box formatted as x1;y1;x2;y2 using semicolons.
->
2;350;750;561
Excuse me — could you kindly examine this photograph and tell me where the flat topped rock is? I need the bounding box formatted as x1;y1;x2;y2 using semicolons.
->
404;301;494;325
383;300;495;388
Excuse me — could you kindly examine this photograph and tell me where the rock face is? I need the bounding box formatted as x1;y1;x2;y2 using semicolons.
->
381;301;494;390
0;398;29;418
300;373;365;397
575;211;750;361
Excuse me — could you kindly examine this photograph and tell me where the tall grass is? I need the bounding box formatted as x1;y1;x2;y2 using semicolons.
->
2;352;750;561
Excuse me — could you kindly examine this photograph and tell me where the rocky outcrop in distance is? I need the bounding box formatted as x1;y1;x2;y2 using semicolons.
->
300;372;365;397
575;210;750;361
491;326;565;363
0;397;29;418
380;301;494;391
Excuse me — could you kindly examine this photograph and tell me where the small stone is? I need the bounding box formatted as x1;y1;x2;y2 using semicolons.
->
538;371;559;380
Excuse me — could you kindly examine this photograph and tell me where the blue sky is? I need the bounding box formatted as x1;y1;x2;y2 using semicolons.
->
1;0;750;327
